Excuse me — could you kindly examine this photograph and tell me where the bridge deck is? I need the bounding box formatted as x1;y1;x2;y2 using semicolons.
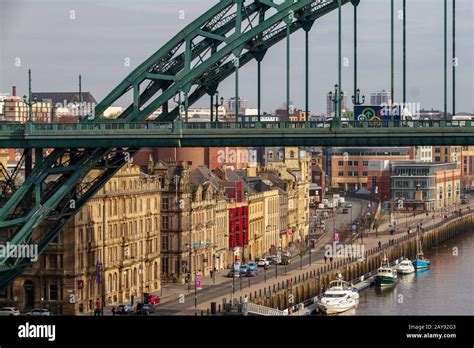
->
0;120;473;148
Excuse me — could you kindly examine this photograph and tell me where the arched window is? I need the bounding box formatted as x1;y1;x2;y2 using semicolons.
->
133;268;138;287
108;274;112;292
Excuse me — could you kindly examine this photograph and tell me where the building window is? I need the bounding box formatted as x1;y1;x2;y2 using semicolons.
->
161;216;170;230
161;236;170;251
435;157;441;162
338;161;344;166
49;284;58;301
338;171;344;176
161;258;169;274
48;255;57;269
363;171;368;177
162;198;169;210
354;161;359;166
363;161;368;166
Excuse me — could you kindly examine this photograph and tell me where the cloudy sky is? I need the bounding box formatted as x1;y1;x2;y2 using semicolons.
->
0;0;472;114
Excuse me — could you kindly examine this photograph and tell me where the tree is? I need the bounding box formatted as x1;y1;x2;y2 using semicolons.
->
290;240;309;270
372;219;381;238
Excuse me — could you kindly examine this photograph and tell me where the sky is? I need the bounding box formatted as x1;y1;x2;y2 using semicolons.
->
0;0;472;115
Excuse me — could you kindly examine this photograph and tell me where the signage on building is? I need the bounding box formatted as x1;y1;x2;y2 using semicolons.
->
196;275;202;290
354;105;401;123
334;232;340;244
77;280;84;290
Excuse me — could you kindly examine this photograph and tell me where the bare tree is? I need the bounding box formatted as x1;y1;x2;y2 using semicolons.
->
289;240;309;270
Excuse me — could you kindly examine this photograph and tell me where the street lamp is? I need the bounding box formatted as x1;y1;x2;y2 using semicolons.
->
185;243;191;292
22;69;37;123
266;225;277;279
214;91;224;123
351;88;365;106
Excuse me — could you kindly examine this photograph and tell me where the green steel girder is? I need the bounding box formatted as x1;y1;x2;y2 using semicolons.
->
93;1;267;122
0;0;348;290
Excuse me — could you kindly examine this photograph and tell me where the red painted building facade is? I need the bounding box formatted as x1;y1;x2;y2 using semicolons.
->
227;181;249;255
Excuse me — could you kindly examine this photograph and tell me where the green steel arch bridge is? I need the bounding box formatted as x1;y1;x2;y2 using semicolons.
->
0;0;463;289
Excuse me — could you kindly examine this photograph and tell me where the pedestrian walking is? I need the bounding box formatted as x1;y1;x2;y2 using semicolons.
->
94;298;101;316
329;257;333;264
413;212;416;218
324;256;328;264
111;306;116;316
378;241;382;250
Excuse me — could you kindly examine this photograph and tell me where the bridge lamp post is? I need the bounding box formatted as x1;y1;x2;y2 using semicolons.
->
22;69;37;180
328;84;343;127
173;92;184;121
337;0;343;121
443;0;448;124
285;10;294;121
213;91;224;123
350;0;364;110
234;57;240;122
352;89;365;106
452;0;456;116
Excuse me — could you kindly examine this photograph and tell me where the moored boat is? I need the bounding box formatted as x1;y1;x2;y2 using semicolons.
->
413;236;430;269
317;273;359;315
396;259;415;275
374;254;397;286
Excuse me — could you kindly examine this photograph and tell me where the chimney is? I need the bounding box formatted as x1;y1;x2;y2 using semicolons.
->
12;86;16;97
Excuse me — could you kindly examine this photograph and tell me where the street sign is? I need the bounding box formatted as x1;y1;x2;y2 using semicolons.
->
196;275;202;290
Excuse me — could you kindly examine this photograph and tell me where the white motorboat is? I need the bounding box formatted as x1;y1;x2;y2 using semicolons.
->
395;259;415;275
317;274;359;315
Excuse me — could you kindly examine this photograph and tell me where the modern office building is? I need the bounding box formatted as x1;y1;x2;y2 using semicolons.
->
390;161;461;211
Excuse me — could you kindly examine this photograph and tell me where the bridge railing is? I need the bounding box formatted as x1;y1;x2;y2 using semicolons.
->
0;119;473;136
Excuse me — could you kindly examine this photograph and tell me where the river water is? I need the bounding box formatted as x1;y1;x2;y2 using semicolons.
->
353;232;474;315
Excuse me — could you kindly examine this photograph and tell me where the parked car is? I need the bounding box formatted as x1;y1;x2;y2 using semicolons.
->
266;256;277;265
279;257;292;265
342;208;349;214
246;269;258;277
257;258;269;267
136;302;154;314
247;262;258;272
345;203;353;208
227;270;240;278
239;264;249;274
0;307;20;316
134;308;150;316
147;294;161;305
25;308;52;316
116;304;134;315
